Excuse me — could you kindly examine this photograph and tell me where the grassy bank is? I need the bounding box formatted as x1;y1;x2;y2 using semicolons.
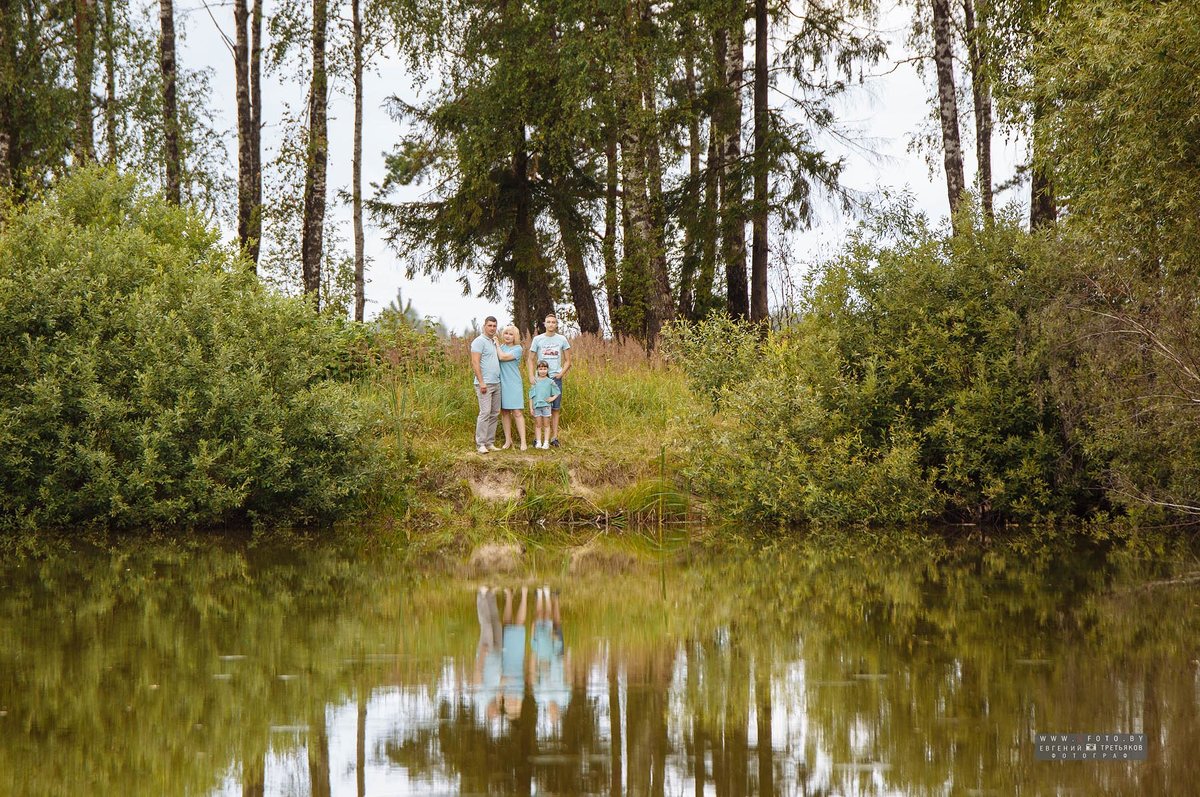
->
380;333;704;539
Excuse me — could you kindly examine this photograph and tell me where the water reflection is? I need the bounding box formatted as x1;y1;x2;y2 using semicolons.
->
1;533;1198;795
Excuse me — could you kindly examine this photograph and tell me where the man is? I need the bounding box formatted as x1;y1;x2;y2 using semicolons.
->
471;316;502;454
527;313;571;447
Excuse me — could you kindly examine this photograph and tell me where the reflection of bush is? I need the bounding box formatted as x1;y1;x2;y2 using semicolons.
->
0;169;400;530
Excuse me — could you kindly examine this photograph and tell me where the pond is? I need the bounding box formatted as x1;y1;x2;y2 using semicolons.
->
1;530;1198;795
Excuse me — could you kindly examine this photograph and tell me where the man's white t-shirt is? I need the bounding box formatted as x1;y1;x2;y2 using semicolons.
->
530;333;570;378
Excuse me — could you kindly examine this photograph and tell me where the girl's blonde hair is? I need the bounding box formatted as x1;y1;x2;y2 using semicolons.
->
501;325;521;345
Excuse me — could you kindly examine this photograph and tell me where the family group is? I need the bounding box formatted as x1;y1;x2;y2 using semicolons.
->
469;313;572;453
474;585;570;724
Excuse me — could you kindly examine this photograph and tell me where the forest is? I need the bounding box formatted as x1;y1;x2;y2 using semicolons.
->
1;0;1197;532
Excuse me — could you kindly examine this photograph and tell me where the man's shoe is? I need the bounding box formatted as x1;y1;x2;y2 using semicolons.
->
550;438;560;447
477;445;489;454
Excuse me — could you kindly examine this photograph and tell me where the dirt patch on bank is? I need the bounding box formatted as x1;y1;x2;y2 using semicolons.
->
468;471;522;501
568;468;600;500
568;541;640;575
468;542;524;575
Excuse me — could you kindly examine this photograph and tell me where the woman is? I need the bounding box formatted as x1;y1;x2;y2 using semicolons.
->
496;325;527;450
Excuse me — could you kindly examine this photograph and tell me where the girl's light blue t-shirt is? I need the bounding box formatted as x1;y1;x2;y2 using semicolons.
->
529;377;560;408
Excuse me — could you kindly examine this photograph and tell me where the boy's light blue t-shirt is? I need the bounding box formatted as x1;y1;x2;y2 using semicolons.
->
530;333;570;377
471;335;501;384
529;377;560;408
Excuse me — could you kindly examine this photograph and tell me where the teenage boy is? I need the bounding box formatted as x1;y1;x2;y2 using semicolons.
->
527;313;571;447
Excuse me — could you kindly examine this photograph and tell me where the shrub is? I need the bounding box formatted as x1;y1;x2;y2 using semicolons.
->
1029;0;1200;522
661;315;759;410
674;199;1082;526
0;168;400;531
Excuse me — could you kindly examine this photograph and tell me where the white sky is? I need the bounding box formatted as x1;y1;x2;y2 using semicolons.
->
177;0;1027;330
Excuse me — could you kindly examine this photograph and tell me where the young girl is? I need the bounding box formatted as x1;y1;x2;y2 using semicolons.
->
528;361;561;450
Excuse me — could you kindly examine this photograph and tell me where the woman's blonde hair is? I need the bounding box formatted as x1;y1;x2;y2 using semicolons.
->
501;325;521;345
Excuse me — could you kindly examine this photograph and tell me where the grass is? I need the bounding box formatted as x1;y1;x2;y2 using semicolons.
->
369;333;705;536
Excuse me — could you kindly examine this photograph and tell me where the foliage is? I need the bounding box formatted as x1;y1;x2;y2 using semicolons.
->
0;2;75;196
674;197;1082;526
1035;0;1200;275
369;0;885;340
660;315;760;410
0;1;229;213
106;1;233;221
1030;0;1200;520
0;169;400;532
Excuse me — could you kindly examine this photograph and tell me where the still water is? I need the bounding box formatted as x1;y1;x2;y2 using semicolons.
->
2;531;1199;796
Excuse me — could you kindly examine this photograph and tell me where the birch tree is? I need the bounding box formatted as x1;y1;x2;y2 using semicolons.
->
300;0;329;305
159;0;181;204
931;0;965;215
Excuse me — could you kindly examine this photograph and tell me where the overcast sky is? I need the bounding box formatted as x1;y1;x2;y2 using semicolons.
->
177;0;1028;331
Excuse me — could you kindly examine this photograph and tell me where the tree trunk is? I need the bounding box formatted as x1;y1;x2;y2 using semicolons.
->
553;203;601;334
101;0;117;164
608;651;623;797
1030;163;1056;229
618;118;636;337
696;34;722;320
159;0;180;204
0;9;12;190
677;47;702;320
235;0;253;256
352;0;365;321
1029;97;1056;229
510;126;554;338
356;688;367;797
308;707;331;797
931;0;965;216
750;0;769;323
618;49;657;344
513;266;533;339
74;0;96;165
603;126;622;334
962;0;992;221
301;0;329;306
241;750;265;797
755;659;773;795
634;0;674;343
249;0;263;266
722;20;749;320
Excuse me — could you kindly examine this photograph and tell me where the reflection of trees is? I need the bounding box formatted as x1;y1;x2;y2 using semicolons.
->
1;533;1198;795
308;708;331;797
382;695;536;793
0;539;432;797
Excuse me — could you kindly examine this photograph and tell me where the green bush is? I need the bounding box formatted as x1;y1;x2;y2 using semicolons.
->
1030;0;1200;522
0;168;400;531
660;315;759;410
675;199;1082;526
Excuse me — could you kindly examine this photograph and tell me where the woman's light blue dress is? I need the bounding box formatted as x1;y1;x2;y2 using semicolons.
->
499;344;524;410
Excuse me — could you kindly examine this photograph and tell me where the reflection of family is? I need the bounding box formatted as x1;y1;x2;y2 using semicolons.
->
474;585;569;724
470;313;571;453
